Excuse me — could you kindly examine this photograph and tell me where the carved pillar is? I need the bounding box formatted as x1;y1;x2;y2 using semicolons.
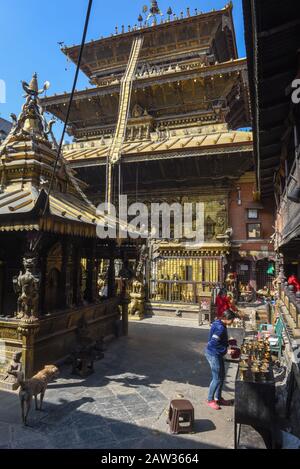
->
276;253;286;296
39;252;47;315
59;239;68;309
85;241;97;303
73;243;82;305
65;242;74;307
17;322;40;379
121;280;129;336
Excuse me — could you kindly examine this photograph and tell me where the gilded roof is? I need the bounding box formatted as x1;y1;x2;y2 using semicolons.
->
0;74;141;237
0;188;37;214
62;3;236;81
63;129;253;165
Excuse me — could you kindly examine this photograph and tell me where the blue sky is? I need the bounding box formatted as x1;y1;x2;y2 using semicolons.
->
0;0;246;138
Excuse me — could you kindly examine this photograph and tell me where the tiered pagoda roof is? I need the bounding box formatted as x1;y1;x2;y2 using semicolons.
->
0;74;122;237
62;3;238;82
41;3;251;140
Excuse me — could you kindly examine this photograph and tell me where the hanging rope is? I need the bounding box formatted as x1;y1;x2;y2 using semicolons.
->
42;0;93;216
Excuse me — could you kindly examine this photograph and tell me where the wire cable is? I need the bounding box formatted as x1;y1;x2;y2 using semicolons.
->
42;0;93;216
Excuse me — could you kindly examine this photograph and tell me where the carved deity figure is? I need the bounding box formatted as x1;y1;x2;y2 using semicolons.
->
128;278;145;317
214;211;227;237
131;103;144;118
3;351;22;388
136;244;148;280
225;272;237;292
132;278;144;295
14;257;40;322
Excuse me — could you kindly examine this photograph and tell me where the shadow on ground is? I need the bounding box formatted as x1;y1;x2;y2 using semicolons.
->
0;320;242;449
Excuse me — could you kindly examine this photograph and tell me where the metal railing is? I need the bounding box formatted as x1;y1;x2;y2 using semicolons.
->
149;279;220;304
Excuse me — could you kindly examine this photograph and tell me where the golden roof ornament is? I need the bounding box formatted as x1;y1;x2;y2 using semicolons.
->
149;1;161;16
145;1;163;23
0;73;53;156
22;72;50;98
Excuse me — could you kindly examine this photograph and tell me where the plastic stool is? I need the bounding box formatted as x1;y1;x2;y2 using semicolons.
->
167;399;194;434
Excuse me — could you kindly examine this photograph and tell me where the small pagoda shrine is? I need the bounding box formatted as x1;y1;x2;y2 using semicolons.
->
0;74;132;386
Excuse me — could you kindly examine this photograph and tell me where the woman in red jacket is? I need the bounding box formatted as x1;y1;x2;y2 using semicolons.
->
215;288;236;319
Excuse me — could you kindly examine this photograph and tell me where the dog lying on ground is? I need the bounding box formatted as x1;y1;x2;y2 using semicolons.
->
17;365;59;426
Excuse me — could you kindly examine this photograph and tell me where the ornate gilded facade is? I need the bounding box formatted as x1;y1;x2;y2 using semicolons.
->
0;74;135;387
41;2;275;317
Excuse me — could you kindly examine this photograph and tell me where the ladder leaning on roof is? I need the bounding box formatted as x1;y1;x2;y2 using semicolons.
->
106;35;144;206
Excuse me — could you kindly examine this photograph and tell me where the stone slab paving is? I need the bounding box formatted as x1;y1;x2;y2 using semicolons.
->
0;317;243;449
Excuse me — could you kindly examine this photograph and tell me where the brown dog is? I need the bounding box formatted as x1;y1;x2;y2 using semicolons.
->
17;365;59;426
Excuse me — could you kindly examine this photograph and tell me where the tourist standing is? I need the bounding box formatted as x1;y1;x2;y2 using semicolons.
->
205;309;237;409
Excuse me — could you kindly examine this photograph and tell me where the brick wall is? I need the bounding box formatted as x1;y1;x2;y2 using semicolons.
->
228;173;275;252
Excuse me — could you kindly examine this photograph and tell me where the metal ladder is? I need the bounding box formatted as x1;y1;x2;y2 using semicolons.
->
109;35;144;164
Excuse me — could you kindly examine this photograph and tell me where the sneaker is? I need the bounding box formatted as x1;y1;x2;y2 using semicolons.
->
216;398;234;406
207;400;221;410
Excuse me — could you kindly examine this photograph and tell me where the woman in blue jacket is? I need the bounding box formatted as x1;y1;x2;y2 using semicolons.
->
205;309;237;410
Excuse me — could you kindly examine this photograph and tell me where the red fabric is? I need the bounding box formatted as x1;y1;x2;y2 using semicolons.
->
215;294;237;318
215;295;231;318
288;275;300;292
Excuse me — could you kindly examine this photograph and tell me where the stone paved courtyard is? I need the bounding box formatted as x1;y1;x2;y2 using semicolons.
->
0;317;242;449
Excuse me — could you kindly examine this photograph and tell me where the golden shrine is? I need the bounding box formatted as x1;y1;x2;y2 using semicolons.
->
0;73;135;387
41;2;255;318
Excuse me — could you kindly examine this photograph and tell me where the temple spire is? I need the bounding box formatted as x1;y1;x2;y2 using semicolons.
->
0;73;52;156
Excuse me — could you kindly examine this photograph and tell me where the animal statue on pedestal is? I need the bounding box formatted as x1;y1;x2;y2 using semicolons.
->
2;352;22;390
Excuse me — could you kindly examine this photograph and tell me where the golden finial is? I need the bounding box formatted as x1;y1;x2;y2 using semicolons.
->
22;73;50;98
29;73;39;93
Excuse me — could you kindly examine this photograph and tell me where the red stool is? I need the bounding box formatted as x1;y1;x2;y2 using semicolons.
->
167;399;194;434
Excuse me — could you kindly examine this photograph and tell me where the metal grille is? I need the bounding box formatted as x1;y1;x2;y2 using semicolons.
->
149;256;222;304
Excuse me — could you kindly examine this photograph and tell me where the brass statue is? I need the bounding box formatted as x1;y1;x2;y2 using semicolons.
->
2;351;22;390
128;277;145;318
128;244;147;319
225;272;237;292
14;257;40;322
